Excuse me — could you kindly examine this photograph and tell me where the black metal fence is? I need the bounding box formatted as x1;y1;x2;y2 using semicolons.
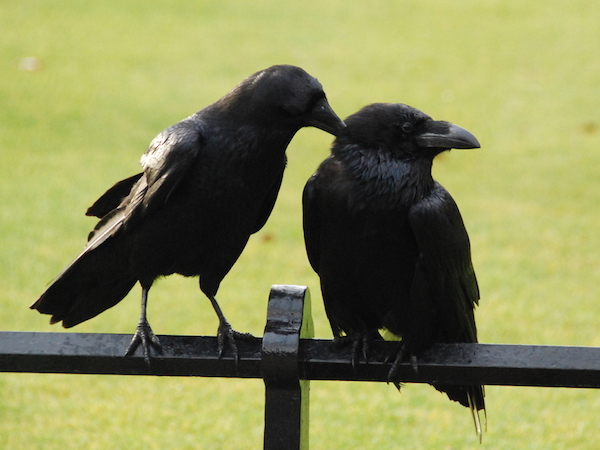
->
2;285;600;449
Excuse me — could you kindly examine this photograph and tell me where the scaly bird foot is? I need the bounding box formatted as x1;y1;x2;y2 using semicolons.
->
217;319;254;364
386;341;419;387
332;331;378;372
125;319;162;366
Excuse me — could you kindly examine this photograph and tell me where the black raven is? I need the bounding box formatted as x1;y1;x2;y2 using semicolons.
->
303;103;485;435
32;64;345;363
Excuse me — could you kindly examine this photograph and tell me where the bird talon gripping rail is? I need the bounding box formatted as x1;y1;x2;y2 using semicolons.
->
2;285;600;449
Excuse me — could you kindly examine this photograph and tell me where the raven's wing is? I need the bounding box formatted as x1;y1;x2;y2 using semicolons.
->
407;181;484;412
302;171;322;273
31;121;204;324
407;181;479;350
85;119;204;252
302;164;352;339
303;156;347;274
86;173;143;218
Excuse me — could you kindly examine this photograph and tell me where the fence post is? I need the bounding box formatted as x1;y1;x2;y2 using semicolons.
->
262;285;313;450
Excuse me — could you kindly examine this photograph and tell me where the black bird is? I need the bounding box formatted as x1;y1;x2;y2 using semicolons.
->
302;103;485;435
32;64;345;363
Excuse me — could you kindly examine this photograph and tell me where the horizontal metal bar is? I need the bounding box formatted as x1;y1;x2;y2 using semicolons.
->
301;340;600;388
0;331;263;377
1;331;599;388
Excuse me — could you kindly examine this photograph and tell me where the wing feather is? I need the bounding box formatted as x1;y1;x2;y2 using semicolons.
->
407;181;479;348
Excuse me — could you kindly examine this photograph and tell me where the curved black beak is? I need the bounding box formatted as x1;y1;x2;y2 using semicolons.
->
416;121;480;150
306;97;346;136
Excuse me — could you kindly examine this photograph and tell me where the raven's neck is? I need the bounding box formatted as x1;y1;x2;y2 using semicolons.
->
197;107;299;153
339;146;435;207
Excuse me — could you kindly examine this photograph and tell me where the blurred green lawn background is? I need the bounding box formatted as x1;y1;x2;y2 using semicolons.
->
2;1;600;448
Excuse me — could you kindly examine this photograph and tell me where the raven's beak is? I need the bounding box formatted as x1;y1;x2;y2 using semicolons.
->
306;97;346;136
416;121;480;150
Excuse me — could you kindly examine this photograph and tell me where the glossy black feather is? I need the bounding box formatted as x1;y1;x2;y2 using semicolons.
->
303;103;485;419
32;65;345;333
85;173;143;219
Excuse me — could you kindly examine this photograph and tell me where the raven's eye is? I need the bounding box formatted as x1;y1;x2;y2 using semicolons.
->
401;122;414;133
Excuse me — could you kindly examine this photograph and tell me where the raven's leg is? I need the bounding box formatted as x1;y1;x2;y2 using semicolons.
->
125;281;162;365
332;330;382;371
207;294;254;363
386;341;419;386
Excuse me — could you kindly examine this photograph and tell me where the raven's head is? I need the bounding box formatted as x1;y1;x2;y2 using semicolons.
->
340;103;480;159
221;65;346;136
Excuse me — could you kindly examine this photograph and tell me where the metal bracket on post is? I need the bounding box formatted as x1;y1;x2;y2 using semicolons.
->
261;285;313;450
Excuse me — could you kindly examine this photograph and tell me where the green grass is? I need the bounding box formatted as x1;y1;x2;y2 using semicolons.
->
2;0;600;448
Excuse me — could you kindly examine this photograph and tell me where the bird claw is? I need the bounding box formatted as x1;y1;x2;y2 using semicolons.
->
125;319;162;366
217;319;254;364
386;342;419;384
332;332;372;372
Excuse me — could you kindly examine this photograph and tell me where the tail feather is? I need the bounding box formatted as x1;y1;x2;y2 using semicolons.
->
433;383;486;440
31;244;137;327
